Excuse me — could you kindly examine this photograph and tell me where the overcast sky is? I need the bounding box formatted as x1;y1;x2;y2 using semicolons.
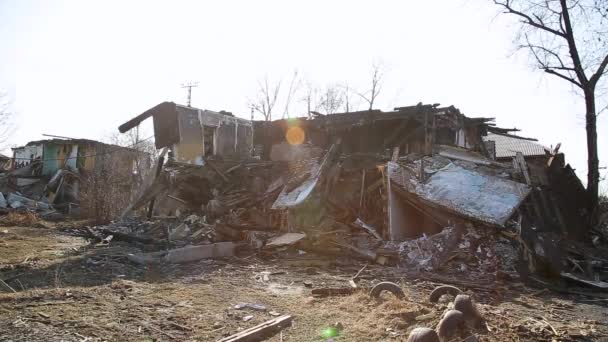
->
0;0;606;186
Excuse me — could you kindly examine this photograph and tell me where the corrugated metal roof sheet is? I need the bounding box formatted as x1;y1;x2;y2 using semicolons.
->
483;132;548;159
387;161;531;227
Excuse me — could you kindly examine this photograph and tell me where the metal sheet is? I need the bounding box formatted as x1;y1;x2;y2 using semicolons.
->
436;145;492;165
271;163;321;209
271;146;335;209
388;161;530;226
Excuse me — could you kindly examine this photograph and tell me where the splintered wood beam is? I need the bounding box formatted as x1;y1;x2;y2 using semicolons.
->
147;154;166;219
217;315;293;342
206;160;229;182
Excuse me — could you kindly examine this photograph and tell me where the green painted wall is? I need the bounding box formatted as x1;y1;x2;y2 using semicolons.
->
42;144;60;176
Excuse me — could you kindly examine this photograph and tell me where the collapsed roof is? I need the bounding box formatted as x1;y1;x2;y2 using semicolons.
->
484;132;549;159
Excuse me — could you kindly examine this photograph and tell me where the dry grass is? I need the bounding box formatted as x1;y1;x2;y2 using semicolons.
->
0;227;607;341
0;211;40;226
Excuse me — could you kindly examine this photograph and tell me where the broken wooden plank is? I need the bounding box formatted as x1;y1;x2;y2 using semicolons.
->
331;241;377;262
352;218;382;240
311;287;360;297
515;152;532;185
561;272;608;290
365;178;383;194
217;314;293;342
264;233;306;248
207;160;229;182
225;163;243;174
167;195;188;204
359;169;366;211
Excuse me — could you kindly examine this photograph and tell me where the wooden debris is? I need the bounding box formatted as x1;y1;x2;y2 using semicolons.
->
144;322;176;340
167;195;188;204
352;218;382;240
264;233;306;248
561;272;608;289
311;287;359;297
99;228;163;246
207;160;230;182
218;314;293;342
0;278;16;293
37;312;50;319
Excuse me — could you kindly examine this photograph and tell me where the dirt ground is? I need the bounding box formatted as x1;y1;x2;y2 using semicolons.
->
1;224;607;342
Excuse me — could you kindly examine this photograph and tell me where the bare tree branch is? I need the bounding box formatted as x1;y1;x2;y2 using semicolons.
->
494;0;608;208
590;53;608;85
494;0;567;37
357;63;384;110
0;91;15;149
318;85;344;114
341;83;358;113
301;81;320;119
545;68;583;86
250;77;281;122
282;70;301;119
559;0;590;83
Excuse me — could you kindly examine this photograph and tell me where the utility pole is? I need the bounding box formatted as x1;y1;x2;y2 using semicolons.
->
181;82;199;107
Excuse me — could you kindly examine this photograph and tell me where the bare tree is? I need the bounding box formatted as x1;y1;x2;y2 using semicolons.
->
302;81;320;119
318;85;345;114
282;70;301;119
250;77;281;122
357;63;384;110
108;128;156;183
0;91;15;149
341;83;358;113
493;0;608;212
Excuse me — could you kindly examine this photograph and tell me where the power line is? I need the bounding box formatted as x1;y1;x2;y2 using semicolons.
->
181;82;198;107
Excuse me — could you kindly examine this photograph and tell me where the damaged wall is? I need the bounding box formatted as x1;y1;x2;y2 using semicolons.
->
174;106;204;165
12;144;43;169
119;102;252;165
254;104;494;161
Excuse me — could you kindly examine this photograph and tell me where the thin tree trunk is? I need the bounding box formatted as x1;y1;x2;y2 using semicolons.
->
584;90;599;213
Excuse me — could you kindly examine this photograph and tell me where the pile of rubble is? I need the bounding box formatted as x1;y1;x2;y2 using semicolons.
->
0;138;148;220
51;101;604;294
69;144;606;294
0;163;58;217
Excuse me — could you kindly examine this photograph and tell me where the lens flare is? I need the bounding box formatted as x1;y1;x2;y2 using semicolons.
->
285;126;305;145
321;327;339;339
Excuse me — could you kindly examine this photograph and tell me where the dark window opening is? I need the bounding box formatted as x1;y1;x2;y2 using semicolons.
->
203;126;215;156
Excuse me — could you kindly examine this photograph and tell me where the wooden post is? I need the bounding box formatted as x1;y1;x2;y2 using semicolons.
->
147;155;165;219
359;169;366;212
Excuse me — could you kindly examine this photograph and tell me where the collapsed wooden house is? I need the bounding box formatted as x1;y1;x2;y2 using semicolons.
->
119;102;590;245
2;138;149;215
